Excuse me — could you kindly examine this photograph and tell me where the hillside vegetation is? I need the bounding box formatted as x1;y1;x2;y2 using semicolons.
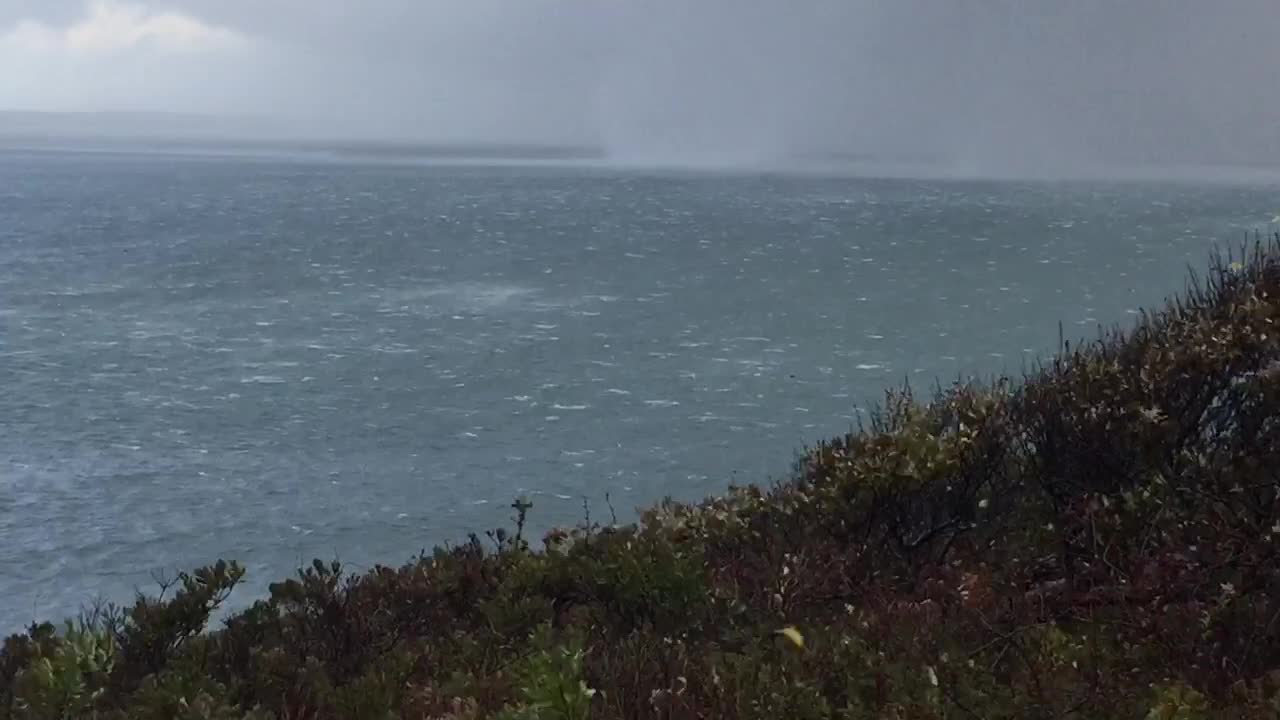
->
4;238;1280;719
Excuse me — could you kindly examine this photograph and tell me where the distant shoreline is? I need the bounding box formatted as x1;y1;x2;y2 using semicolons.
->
4;132;1280;186
0;133;605;162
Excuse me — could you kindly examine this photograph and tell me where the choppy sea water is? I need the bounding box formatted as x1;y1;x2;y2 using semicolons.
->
1;148;1275;629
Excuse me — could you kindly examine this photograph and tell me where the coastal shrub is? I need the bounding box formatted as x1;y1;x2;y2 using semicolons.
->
112;560;245;685
2;237;1279;718
6;622;113;719
495;625;595;720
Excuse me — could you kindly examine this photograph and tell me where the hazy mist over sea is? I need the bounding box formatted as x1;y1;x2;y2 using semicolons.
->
3;1;1280;177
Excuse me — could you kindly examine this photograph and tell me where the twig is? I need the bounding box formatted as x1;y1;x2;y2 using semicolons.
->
606;492;619;526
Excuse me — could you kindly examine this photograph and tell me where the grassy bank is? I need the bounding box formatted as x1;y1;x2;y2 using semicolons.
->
4;238;1280;719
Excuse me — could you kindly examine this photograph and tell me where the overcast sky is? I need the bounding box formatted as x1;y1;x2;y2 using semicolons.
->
1;1;1278;169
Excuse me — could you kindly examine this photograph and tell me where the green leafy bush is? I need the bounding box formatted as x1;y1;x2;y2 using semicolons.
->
8;622;114;719
497;626;595;720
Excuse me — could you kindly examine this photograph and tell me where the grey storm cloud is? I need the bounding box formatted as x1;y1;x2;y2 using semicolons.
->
2;0;1279;171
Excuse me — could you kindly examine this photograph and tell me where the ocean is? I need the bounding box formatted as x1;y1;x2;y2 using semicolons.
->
1;146;1274;629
